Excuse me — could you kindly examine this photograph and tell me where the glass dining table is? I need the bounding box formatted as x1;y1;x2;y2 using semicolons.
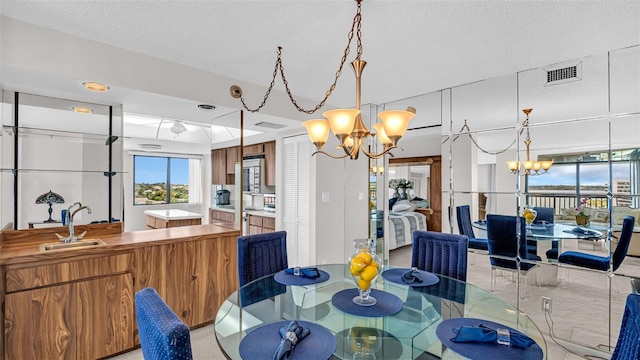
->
214;264;547;359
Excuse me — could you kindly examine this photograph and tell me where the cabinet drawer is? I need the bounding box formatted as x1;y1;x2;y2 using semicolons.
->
145;215;156;228
5;252;134;292
263;217;276;230
248;216;263;227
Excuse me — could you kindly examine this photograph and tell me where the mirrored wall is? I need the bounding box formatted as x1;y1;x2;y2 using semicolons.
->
1;91;123;230
379;45;639;355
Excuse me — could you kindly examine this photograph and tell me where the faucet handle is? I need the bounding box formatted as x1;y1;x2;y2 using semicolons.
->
55;233;65;241
77;231;87;240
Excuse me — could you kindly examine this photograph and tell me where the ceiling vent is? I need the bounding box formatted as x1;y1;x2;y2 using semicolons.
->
254;121;286;129
544;61;582;86
140;143;162;150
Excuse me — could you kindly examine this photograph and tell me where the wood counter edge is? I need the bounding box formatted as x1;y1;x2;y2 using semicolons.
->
0;224;241;266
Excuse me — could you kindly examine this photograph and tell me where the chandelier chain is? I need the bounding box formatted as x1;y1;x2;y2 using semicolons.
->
443;120;524;156
238;0;363;114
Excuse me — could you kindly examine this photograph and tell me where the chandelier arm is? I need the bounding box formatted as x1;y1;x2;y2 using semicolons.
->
360;145;399;159
234;1;363;114
311;149;350;159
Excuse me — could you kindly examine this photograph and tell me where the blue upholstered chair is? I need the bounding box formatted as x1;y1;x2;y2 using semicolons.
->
410;230;469;308
530;207;557;260
135;288;193;360
237;231;288;306
558;216;634;272
486;214;541;298
611;293;640;359
456;205;488;251
412;230;469;281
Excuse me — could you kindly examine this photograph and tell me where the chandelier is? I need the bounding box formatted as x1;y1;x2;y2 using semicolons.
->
170;120;187;135
229;0;415;160
506;108;553;175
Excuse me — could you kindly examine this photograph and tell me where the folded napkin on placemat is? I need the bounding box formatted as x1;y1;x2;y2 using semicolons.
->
402;268;423;284
284;267;320;279
451;324;535;349
273;320;310;360
563;227;599;236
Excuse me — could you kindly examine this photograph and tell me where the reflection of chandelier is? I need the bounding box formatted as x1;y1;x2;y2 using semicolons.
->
229;0;415;160
170;120;187;135
506;108;553;175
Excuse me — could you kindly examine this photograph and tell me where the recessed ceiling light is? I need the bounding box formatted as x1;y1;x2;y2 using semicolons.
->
198;104;216;110
83;82;110;92
72;106;93;114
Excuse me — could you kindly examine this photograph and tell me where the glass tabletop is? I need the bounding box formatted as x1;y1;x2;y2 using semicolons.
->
473;221;602;240
214;264;547;359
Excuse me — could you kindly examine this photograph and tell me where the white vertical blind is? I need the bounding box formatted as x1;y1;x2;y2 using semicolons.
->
282;134;311;266
188;158;202;204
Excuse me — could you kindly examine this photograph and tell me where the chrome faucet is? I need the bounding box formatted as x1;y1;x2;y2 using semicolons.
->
56;202;92;243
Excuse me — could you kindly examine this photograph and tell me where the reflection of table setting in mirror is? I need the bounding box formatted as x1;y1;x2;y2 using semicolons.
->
214;264;547;359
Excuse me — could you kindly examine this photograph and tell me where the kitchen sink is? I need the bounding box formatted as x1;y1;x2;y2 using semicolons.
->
39;239;106;252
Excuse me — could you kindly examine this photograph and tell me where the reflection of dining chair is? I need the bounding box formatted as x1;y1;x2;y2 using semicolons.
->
455;205;488;251
531;207;557;259
486;214;541;299
237;231;288;306
610;293;640;359
135;288;193;360
558;216;634;272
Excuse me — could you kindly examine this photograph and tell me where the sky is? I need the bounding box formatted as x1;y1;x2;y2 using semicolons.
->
134;156;189;184
528;162;630;187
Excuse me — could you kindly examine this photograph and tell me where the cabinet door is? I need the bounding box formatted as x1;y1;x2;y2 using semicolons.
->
264;141;276;186
244;143;264;156
5;284;75;359
226;146;240;175
212;149;227;184
76;274;134;359
164;241;197;326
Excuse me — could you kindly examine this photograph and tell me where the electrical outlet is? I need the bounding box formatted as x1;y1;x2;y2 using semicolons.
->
541;296;552;313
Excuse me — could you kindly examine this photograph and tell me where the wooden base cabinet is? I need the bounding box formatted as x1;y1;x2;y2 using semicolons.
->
4;272;134;360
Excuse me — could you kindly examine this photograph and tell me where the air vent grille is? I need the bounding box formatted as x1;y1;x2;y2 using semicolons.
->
255;121;286;129
140;144;162;150
547;66;578;83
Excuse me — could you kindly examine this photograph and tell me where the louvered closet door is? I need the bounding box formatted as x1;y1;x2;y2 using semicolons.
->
282;135;311;266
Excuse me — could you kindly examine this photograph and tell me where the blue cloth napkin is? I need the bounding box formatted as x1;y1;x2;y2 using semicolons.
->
450;324;535;349
273;320;310;360
401;269;423;284
569;227;599;236
284;267;320;279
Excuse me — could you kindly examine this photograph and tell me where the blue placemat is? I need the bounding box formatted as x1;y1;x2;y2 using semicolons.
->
274;269;331;286
563;228;600;237
239;320;336;360
436;318;543;360
331;288;403;317
381;268;439;287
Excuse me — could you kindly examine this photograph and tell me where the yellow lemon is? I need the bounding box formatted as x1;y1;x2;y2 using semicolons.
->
360;265;378;281
357;278;371;290
350;257;366;274
356;252;372;265
370;261;379;269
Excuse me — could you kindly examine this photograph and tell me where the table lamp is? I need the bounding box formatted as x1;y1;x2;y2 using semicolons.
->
35;190;65;222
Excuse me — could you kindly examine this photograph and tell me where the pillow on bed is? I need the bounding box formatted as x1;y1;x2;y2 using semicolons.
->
392;200;417;212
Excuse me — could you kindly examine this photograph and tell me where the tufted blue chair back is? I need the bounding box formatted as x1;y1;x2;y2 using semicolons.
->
611;293;640;359
613;216;635;271
135;288;193;360
532;207;554;224
486;214;540;271
411;230;468;281
238;231;288;287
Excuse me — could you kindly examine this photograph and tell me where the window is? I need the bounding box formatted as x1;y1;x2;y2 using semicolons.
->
134;155;194;205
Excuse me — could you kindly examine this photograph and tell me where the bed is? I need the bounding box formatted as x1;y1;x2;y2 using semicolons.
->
388;211;428;250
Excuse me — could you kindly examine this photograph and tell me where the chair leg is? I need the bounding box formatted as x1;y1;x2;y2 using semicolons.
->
491;268;496;292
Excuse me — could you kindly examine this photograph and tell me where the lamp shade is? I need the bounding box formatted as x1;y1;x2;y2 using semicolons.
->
378;109;415;137
323;109;360;136
35;190;65;205
303;119;331;144
372;123;392;146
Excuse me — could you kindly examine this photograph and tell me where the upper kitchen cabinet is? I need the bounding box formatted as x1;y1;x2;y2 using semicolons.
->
226;146;240;177
0;91;124;230
264;141;276;186
243;143;264;156
211;148;227;185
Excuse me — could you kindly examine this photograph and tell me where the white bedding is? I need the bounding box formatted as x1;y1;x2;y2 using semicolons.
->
388;211;427;250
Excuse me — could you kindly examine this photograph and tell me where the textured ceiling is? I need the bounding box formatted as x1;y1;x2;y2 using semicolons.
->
1;0;639;128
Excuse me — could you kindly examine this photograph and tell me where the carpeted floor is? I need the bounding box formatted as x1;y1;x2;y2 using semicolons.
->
111;237;640;359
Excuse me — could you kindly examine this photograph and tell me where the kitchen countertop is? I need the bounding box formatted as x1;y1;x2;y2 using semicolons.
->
210;206;236;213
144;209;203;220
245;210;276;218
